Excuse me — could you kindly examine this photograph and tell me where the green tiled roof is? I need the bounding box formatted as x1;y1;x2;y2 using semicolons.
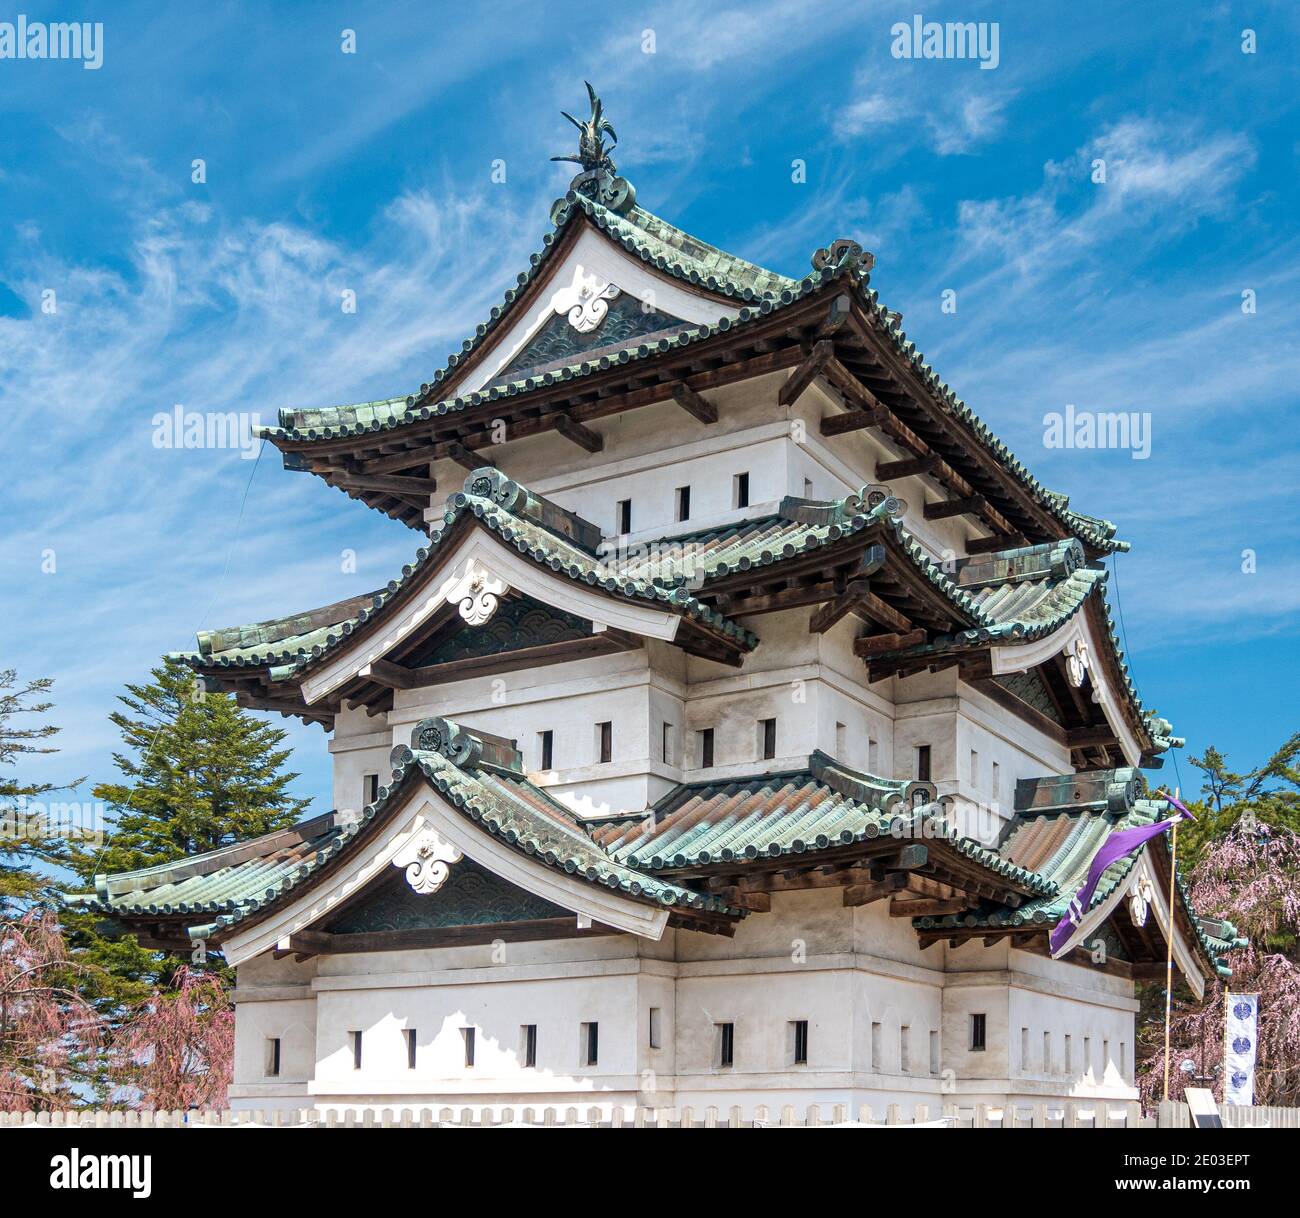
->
79;731;1234;981
593;751;1056;898
913;770;1237;978
74;717;737;942
257;189;1124;555
171;469;757;681
176;470;1175;755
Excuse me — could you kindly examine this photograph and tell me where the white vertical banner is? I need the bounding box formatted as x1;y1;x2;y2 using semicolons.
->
1224;992;1259;1106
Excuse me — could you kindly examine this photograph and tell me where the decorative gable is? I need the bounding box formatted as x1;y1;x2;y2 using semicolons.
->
401;596;593;669
496;288;687;383
324;856;570;933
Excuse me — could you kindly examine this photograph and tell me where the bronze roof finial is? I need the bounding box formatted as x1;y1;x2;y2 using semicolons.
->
552;82;636;215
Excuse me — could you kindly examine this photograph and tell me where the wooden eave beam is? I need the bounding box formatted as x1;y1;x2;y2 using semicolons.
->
551;412;603;453
924;494;987;521
853;629;927;658
819;407;890;436
777;339;834;407
365;657;418;690
837;298;1070;543
876;454;939;480
966;533;1029;555
808;578;872;634
856;590;913;633
446;441;492;472
670;382;718;424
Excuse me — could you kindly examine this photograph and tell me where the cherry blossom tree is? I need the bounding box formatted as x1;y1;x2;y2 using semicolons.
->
0;912;103;1111
110;966;234;1110
1138;819;1300;1106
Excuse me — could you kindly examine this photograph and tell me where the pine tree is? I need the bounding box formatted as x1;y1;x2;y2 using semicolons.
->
78;657;309;874
65;658;311;993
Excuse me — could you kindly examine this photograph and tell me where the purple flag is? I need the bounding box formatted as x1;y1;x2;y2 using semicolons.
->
1048;795;1193;956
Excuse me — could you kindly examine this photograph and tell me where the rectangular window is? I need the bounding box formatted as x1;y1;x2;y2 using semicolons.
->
715;1022;734;1069
676;486;691;522
648;1008;661;1050
1084;1036;1092;1077
991;761;1001;803
538;729;554;771
871;1021;882;1072
521;1024;537;1069
868;737;879;771
900;1025;910;1073
970;1013;986;1052
760;717;777;761
698;728;714;769
1120;1040;1127;1079
406;1028;417;1070
581;1022;599;1067
916;744;931;782
1043;1030;1051;1073
597;721;612;764
462;1027;476;1068
969;748;979;785
733;472;750;508
617;499;632;535
803;476;813;497
835;721;846;758
264;1037;281;1078
1103;1038;1110;1076
929;1029;940;1075
661;721;673;765
363;773;379;804
791;1020;809;1066
350;1030;362;1071
1020;1027;1029;1072
1064;1033;1073;1074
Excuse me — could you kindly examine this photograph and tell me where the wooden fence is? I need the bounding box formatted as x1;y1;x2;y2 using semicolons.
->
0;1101;1168;1128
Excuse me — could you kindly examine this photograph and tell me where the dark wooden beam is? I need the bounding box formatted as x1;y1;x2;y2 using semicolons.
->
777;339;834;407
552;412;603;453
820;407;889;437
843;873;908;907
966;533;1027;555
857;591;913;633
364;657;418;690
889;898;967;918
808;578;872;634
447;441;492;472
816;294;853;337
853;629;925;657
877;454;940;480
383;633;637;688
924;494;987;521
285;918;622;955
670;382;717;424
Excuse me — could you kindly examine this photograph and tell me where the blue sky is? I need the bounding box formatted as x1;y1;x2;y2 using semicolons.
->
1;0;1297;825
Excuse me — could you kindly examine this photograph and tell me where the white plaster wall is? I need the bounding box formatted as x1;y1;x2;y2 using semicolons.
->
226;888;1138;1115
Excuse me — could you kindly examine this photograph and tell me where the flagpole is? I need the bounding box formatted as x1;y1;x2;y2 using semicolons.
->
1162;788;1181;1103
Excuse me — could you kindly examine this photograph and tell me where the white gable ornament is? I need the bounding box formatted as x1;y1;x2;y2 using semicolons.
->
1128;874;1154;927
1065;638;1091;688
392;825;463;895
549;264;620;333
443;558;510;626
